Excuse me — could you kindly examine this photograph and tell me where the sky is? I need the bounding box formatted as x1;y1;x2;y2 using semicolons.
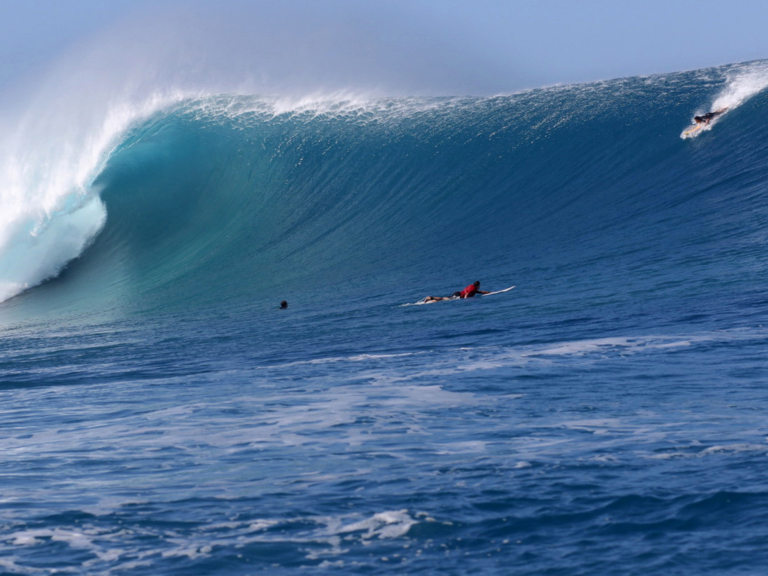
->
0;0;767;95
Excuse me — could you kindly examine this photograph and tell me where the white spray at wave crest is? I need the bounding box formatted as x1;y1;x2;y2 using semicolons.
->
0;92;189;304
711;62;768;111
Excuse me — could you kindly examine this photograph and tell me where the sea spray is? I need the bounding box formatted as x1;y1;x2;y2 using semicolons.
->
0;92;191;303
712;62;768;111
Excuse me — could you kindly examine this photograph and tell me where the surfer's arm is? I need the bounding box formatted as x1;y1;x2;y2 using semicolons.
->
477;290;490;295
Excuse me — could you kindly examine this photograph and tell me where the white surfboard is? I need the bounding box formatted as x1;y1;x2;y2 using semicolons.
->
482;286;515;296
681;123;705;139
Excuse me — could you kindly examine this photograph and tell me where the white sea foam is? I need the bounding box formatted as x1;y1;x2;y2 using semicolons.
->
0;509;420;573
648;443;768;460
0;557;34;575
699;443;768;455
525;335;700;358
11;531;44;546
337;510;417;540
260;329;764;387
712;63;768;111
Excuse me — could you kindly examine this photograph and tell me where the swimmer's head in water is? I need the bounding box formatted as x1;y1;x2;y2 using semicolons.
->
280;300;288;309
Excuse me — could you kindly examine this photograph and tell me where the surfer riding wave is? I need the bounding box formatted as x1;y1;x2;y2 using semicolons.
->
694;107;728;125
681;107;729;138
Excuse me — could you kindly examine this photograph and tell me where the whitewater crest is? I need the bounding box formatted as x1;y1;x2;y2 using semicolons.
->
0;92;190;304
681;61;768;139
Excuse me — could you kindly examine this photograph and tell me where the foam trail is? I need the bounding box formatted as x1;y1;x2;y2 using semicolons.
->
712;63;768;111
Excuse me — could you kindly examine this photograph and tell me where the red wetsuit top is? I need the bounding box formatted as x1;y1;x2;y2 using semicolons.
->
460;284;478;298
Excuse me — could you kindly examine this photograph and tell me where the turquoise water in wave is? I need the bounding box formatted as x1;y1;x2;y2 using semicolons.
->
2;62;768;575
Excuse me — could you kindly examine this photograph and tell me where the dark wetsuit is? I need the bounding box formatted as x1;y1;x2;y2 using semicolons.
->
694;110;725;124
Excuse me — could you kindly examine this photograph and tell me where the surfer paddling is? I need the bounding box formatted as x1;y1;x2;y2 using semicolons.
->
694;108;728;125
423;281;490;303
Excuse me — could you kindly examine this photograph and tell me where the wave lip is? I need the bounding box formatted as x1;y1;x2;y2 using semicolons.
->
0;92;190;304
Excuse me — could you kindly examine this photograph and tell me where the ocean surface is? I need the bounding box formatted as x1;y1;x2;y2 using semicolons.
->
2;61;768;575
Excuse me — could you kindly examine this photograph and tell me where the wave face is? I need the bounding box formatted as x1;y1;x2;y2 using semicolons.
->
2;62;768;323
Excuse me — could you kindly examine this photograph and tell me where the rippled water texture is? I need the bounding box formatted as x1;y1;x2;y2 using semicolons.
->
2;62;768;575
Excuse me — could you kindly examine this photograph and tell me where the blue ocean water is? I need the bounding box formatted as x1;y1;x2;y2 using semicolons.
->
2;61;768;575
